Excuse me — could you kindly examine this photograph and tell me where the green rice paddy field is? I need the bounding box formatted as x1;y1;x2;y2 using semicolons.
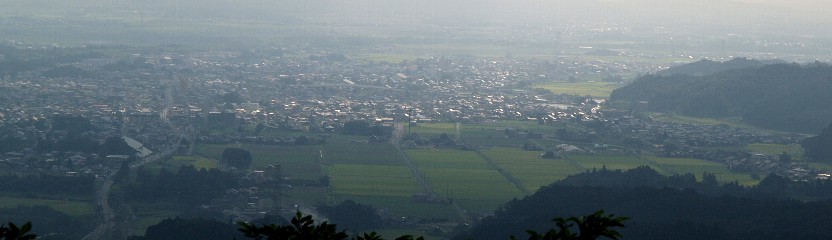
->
333;194;461;221
745;143;804;160
645;156;759;185
482;148;583;191
411;121;564;147
196;143;323;180
323;143;401;165
328;164;420;197
567;154;659;172
0;196;95;216
194;128;768;221
149;155;218;171
406;149;524;212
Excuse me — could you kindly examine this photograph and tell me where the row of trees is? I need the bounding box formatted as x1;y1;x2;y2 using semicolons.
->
37;135;136;157
127;210;625;240
221;147;253;169
119;165;238;210
342;120;392;137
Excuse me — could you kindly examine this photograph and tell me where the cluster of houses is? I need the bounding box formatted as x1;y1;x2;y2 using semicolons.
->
599;112;813;179
0;44;819;182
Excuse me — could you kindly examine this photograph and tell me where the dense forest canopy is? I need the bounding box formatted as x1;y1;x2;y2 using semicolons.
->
458;167;832;240
611;60;832;133
803;122;832;162
655;58;777;76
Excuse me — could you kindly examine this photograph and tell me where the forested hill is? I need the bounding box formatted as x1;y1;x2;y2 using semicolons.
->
657;58;776;76
803;122;832;162
610;63;832;133
456;167;832;240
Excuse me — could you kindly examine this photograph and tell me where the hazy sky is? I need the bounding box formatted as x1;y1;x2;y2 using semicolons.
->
4;0;831;45
736;0;830;7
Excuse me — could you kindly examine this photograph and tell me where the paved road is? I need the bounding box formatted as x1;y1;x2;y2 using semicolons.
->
82;132;184;240
392;123;436;198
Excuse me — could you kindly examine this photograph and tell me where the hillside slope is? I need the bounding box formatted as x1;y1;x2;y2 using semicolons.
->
656;58;776;76
803;122;832;162
611;63;832;133
457;168;832;240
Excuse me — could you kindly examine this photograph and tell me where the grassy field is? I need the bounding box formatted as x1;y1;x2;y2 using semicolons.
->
406;149;523;212
648;113;757;130
411;121;562;147
532;81;624;97
149;155;218;171
745;143;804;160
194;143;235;159
483;148;583;191
646;156;727;174
0;196;95;216
646;156;760;185
406;149;492;169
130;202;180;236
409;123;458;136
332;195;461;221
459;128;526;147
328;164;421;197
807;162;832;172
257;128;327;139
196;143;323;180
323;143;401;165
561;154;760;185
567;154;663;173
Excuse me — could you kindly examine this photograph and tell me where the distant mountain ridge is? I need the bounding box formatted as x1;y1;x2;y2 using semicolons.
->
657;58;782;76
611;60;832;133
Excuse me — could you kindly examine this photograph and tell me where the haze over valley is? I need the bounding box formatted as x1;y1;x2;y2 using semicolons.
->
1;1;832;239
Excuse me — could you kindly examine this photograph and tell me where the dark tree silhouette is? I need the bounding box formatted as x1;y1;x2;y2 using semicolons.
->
128;218;244;240
222;148;253;169
343;120;371;136
316;200;383;232
101;136;136;156
513;210;627;240
238;211;425;240
238;212;349;240
0;222;36;240
240;211;624;240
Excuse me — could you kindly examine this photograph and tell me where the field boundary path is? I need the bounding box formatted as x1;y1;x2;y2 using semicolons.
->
392;123;474;222
473;149;531;196
396;146;437;198
561;155;588;172
392;123;436;198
